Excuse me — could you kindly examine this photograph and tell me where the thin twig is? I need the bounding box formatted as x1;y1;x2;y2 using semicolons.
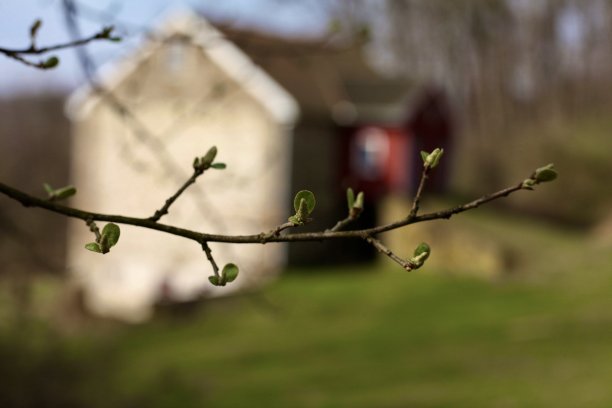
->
409;166;430;218
149;167;206;222
259;222;296;242
0;29;113;55
329;207;363;232
0;27;117;69
202;242;219;278
329;216;354;232
364;235;416;271
86;217;101;241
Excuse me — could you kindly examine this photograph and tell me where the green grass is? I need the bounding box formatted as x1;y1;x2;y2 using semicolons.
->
2;212;612;407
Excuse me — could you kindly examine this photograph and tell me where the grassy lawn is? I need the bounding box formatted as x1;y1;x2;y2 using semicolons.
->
2;210;612;407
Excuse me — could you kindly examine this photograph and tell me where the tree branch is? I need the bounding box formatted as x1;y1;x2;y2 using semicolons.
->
201;242;220;278
0;178;528;246
329;216;356;232
409;166;430;218
149;165;207;222
86;217;101;241
364;236;417;271
0;26;119;70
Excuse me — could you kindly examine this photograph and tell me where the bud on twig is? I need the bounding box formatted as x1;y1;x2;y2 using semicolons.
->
409;242;431;269
421;148;444;169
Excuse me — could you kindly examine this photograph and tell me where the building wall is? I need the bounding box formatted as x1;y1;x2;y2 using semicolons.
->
68;40;292;321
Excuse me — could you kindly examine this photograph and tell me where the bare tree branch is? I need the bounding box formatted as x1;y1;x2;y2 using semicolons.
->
0;26;119;70
0;177;529;246
149;164;208;222
201;242;220;278
364;236;417;271
409;166;430;218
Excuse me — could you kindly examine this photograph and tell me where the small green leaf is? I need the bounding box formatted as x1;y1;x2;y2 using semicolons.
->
534;163;557;183
44;184;76;201
222;263;239;283
54;186;77;200
85;242;103;253
420;151;429;163
210;162;226;170
40;56;59;69
208;275;224;286
347;188;355;211
354;192;364;210
100;223;120;249
293;190;316;215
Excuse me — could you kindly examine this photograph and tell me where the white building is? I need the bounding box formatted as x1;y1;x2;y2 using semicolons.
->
66;10;299;321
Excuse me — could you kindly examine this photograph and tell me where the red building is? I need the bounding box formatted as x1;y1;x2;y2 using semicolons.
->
340;87;454;201
218;23;456;264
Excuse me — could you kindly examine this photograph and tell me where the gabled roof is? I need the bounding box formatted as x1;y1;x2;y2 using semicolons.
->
216;22;414;124
65;7;299;125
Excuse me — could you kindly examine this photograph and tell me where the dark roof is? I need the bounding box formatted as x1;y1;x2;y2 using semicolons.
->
214;23;414;123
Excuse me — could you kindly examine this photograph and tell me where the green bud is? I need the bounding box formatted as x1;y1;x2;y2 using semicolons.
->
44;183;76;201
413;242;431;259
354;192;364;210
99;223;120;251
40;56;59;69
289;190;316;224
534;163;557;183
288;215;302;225
85;242;103;253
30;19;42;40
410;242;431;269
295;198;309;222
208;275;224;286
192;157;201;169
54;186;77;200
346;188;355;211
425;148;444;169
210;162;226;170
197;146;218;170
99;26;115;39
221;263;239;283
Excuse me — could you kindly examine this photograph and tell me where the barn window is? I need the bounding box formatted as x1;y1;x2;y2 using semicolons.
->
350;127;390;180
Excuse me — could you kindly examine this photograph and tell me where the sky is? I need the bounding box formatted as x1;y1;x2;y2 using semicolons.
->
0;0;330;95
